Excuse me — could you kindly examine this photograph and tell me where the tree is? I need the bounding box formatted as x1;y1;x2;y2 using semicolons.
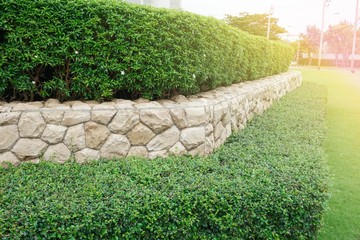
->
299;25;320;65
325;21;353;67
224;12;286;40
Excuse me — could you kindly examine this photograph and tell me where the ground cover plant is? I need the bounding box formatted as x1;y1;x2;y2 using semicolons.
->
0;82;330;239
299;68;360;240
0;0;293;101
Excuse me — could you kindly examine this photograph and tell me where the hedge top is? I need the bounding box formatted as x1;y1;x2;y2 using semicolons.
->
0;0;293;101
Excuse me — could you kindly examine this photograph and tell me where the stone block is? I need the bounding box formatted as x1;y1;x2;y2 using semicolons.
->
12;139;48;161
126;123;155;145
108;110;140;134
0;112;21;126
100;134;131;158
85;122;110;149
147;126;180;151
64;124;85;152
18;112;46;138
41;124;67;144
0;125;19;152
43;143;71;163
180;127;205;151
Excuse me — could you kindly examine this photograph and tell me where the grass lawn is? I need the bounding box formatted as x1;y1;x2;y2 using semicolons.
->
298;67;360;240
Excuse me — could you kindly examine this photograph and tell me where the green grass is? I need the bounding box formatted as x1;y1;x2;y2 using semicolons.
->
298;67;360;240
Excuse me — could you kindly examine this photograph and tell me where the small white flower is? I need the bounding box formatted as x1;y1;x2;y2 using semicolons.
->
34;55;38;58
75;50;79;54
32;81;36;85
192;74;196;79
203;54;206;57
121;70;125;75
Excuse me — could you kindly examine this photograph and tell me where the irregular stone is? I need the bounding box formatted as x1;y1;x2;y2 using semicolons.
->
75;148;100;163
91;110;117;125
0;106;12;113
214;122;225;140
62;110;90;126
64;124;85;152
180;127;205;150
41;124;67;144
100;134;131;158
169;142;187;156
44;98;60;107
205;135;215;155
170;108;187;129
213;102;227;125
85;122;110;149
127;146;149;158
43;143;71;163
27;101;45;108
71;102;91;111
126;123;155;145
42;110;64;124
0;112;21;126
12;103;40;111
149;150;168;160
185;107;207;127
108;110;140;134
140;108;173;134
0;152;21;168
189;143;205;156
114;100;134;110
18;112;46;138
12;139;48;161
171;95;188;103
93;102;115;110
147;126;180;152
205;124;214;137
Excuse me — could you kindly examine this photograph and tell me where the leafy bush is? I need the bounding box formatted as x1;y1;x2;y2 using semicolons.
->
0;0;293;101
0;82;329;239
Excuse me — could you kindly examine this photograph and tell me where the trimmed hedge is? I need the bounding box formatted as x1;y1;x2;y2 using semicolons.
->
0;0;293;101
0;82;330;239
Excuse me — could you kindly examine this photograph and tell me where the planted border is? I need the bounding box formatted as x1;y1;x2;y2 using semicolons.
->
0;0;293;101
0;82;330;239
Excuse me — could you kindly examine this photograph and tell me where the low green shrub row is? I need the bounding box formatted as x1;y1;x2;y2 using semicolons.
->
0;82;330;239
0;0;293;101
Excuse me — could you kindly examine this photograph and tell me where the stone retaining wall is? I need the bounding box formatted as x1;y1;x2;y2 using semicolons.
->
0;71;301;166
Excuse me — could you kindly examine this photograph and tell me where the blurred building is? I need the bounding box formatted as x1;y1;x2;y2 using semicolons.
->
124;0;182;9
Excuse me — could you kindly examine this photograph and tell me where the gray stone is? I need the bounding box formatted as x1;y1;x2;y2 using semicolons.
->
85;122;110;149
64;124;86;152
126;123;155;145
180;127;205;150
43;143;71;163
189;143;205;156
71;102;91;110
0;125;19;152
12;139;48;161
147;126;180;152
185;107;207;127
170;108;187;129
108;110;140;134
42;110;64;124
0;112;21;126
91;110;117;125
100;134;131;158
92;102;115;110
127;146;149;158
62;110;90;126
18;112;46;138
75;148;100;163
140;108;173;134
41;124;67;144
169;142;187;156
12;103;40;111
0;152;20;168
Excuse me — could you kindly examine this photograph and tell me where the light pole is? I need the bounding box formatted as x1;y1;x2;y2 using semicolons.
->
267;5;274;40
318;0;331;70
351;0;359;73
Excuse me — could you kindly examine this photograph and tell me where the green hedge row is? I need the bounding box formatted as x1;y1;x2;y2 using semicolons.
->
0;82;330;239
0;0;293;101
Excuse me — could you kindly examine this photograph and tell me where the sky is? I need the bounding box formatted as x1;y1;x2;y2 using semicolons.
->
181;0;357;38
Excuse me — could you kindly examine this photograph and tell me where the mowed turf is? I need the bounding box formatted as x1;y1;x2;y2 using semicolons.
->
299;67;360;240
